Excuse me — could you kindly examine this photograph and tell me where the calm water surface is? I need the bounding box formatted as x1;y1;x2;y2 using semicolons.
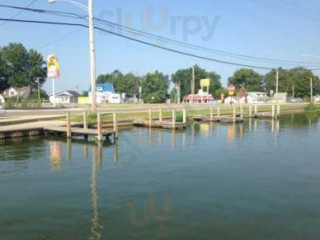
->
1;113;320;240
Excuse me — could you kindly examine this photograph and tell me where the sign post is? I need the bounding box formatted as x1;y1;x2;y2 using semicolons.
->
47;55;60;107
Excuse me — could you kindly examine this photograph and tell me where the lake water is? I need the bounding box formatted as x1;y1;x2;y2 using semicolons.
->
1;113;320;240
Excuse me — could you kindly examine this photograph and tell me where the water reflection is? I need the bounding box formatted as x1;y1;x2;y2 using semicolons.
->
49;141;61;172
90;144;102;240
128;195;171;239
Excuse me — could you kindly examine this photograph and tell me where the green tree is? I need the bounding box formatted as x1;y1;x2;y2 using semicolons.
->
97;70;141;95
141;71;169;103
228;68;263;91
0;43;46;91
264;67;320;98
172;65;221;99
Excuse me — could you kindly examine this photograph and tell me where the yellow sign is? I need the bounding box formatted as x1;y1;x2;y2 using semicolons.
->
200;78;210;88
47;54;60;78
229;91;234;96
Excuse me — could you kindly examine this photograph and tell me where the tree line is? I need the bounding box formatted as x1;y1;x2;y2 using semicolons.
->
1;43;319;103
98;65;320;103
0;43;47;92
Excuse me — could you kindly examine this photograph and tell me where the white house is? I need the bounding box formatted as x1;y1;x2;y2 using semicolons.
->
2;86;33;98
50;90;80;104
0;94;5;105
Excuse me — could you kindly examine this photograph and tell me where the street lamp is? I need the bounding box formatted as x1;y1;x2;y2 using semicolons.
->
48;0;97;113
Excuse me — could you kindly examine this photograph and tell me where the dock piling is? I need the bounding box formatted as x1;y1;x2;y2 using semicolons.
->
277;104;281;118
210;107;214;121
233;106;236;123
83;112;88;129
159;108;163;122
249;105;252;118
66;112;71;138
254;105;258;116
148;109;152;127
97;113;102;141
272;105;275;119
240;104;244;118
113;113;118;139
183;109;187;124
172;109;176;129
217;106;221;119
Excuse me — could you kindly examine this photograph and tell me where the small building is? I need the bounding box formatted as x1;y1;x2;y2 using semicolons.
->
0;94;5;104
271;93;288;104
247;92;269;103
88;83;122;104
2;86;33;98
50;90;80;104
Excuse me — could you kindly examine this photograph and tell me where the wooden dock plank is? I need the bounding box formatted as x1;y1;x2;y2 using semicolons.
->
44;126;115;136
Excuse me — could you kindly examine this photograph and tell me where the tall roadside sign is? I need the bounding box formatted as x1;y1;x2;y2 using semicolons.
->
47;55;60;107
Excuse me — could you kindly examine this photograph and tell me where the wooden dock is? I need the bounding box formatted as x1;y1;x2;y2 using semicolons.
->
193;106;244;124
133;109;187;130
133;120;187;129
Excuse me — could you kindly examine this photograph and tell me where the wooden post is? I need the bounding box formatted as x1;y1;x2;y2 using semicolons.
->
66;112;71;138
83;111;88;129
254;104;258;116
210;107;214;121
159;108;163;122
217;106;221;119
97;113;102;141
249;105;252;118
172;109;176;129
277;104;280;119
113;113;118;139
240;104;244;118
148;109;152;127
271;105;275;119
233;106;236;123
183;109;187;124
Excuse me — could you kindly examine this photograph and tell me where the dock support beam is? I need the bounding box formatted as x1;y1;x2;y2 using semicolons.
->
240;104;244;118
210;107;214;121
83;111;88;129
97;113;102;141
183;109;187;124
233;106;236;123
113;113;118;139
217;106;221;119
249;105;252;118
66;112;71;138
277;104;281;119
172;109;176;129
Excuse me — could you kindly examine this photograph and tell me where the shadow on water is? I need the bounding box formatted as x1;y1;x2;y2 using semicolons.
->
0;112;320;239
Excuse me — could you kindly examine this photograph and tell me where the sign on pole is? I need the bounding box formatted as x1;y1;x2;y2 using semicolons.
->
228;84;236;96
47;55;60;106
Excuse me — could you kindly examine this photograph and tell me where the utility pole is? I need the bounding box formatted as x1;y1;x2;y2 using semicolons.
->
191;66;195;95
310;77;313;103
276;69;279;103
88;0;97;113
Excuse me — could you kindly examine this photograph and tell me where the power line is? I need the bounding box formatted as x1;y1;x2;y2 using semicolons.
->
1;17;320;71
1;4;319;67
0;0;39;27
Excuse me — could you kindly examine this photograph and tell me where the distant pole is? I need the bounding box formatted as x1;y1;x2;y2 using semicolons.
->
276;70;279;103
52;78;56;107
292;84;295;99
192;66;195;95
37;78;40;100
310;78;313;103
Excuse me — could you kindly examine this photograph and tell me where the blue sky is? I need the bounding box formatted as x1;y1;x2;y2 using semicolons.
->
1;0;320;93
